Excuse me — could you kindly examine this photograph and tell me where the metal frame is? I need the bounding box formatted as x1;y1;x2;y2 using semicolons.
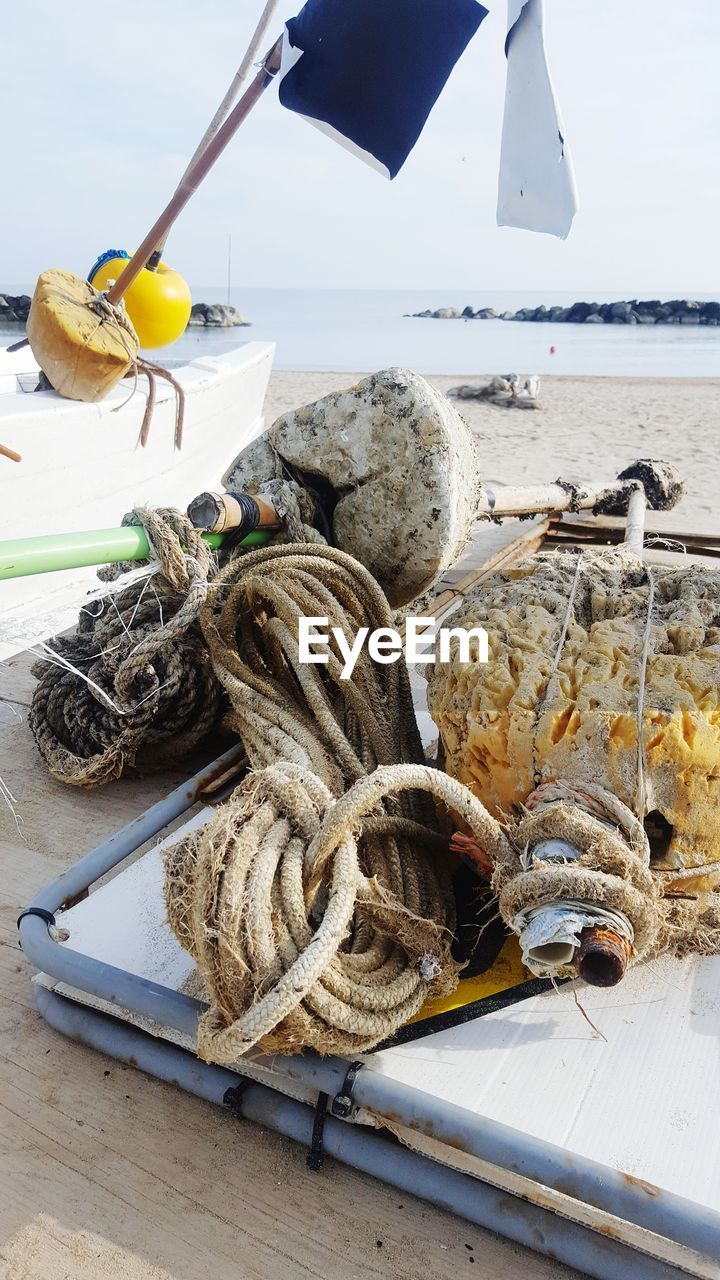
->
18;749;720;1280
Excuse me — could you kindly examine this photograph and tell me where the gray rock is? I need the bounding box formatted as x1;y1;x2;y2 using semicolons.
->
566;302;595;323
584;313;604;323
226;368;483;607
433;308;460;319
681;312;700;324
461;305;475;319
474;307;497;319
188;302;248;328
636;314;656;324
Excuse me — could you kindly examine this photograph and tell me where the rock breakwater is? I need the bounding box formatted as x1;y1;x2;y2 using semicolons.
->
411;299;720;325
0;294;249;330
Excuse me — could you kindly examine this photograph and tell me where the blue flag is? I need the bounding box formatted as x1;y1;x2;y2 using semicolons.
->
278;0;488;179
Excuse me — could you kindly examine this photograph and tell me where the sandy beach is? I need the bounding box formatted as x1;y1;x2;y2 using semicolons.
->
266;371;719;535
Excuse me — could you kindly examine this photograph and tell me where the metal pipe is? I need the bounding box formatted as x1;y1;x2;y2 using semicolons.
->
575;926;632;987
624;485;647;556
19;759;720;1262
481;478;635;520
35;988;699;1280
19;748;242;1033
278;1056;720;1260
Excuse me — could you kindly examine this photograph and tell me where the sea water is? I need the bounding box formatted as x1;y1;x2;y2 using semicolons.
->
3;288;720;376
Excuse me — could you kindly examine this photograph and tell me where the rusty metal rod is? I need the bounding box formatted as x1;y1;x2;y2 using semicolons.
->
575;926;632;987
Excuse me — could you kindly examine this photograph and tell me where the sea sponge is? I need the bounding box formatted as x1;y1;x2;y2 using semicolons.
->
427;547;720;892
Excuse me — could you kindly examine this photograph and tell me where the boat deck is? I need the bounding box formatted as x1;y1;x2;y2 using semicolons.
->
0;651;577;1280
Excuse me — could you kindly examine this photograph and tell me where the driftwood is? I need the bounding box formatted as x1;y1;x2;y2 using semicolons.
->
448;374;541;409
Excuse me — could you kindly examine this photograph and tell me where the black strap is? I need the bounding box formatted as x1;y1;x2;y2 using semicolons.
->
223;1077;254;1117
306;1091;329;1172
17;907;56;931
330;1060;364;1118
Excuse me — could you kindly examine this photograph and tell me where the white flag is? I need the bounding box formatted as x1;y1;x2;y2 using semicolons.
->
497;0;578;238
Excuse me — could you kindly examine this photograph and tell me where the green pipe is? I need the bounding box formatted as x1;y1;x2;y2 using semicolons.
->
0;526;269;581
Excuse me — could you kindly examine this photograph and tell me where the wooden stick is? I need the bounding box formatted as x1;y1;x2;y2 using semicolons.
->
0;443;22;463
107;36;283;305
153;0;282;258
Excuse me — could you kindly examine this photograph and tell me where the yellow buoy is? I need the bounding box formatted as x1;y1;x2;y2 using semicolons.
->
27;269;138;403
88;251;192;350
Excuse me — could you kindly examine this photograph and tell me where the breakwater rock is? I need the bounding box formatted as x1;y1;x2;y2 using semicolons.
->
188;303;249;328
411;299;720;325
0;294;250;331
0;294;31;324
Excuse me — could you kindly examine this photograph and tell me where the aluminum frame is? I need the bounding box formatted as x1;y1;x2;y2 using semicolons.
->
18;750;720;1280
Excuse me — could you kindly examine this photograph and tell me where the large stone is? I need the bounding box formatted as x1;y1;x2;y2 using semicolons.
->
188;302;248;328
225;368;484;607
433;308;460;319
608;301;633;322
566;302;595;323
584;313;604;323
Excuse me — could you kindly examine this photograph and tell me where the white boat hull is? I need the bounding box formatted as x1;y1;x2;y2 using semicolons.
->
0;339;275;661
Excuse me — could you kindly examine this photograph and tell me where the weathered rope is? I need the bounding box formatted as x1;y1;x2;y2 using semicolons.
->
164;543;514;1060
88;288;140;358
136;360;186;449
493;780;661;967
30;508;221;787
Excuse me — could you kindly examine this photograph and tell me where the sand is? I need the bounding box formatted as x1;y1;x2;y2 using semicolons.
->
265;371;719;535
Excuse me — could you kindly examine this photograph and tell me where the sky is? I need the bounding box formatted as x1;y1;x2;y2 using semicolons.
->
2;0;719;294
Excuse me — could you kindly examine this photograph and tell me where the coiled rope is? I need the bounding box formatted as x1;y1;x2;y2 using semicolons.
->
30;508;221;787
164;543;514;1060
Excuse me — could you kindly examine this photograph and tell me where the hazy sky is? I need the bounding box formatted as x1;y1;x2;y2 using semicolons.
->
3;1;719;293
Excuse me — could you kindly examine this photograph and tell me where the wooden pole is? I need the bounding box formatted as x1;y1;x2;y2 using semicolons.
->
152;0;282;262
107;36;283;305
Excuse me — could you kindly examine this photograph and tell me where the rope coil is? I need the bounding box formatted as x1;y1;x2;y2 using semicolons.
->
30;508;220;787
164;543;515;1060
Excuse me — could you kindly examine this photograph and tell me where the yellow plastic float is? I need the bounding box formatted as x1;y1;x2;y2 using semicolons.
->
88;251;192;350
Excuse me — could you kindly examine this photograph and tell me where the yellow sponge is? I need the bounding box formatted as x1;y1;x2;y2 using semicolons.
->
27;269;138;402
427;548;720;892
